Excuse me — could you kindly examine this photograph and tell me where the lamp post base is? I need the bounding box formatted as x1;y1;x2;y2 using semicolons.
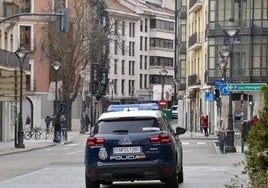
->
225;130;236;153
16;131;25;148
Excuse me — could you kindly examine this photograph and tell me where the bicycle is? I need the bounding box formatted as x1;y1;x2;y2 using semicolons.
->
24;127;43;140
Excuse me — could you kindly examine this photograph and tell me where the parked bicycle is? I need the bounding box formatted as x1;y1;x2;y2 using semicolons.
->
24;127;43;140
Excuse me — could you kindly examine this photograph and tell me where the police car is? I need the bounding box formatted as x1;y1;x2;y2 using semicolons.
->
84;104;185;188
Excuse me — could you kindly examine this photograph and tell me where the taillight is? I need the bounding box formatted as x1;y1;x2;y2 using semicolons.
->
150;133;171;144
87;137;105;146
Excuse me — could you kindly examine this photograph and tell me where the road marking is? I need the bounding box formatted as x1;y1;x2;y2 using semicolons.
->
182;142;190;145
67;150;84;155
197;142;206;145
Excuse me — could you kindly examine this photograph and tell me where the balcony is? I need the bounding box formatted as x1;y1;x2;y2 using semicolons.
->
188;74;201;87
188;32;202;51
189;0;202;13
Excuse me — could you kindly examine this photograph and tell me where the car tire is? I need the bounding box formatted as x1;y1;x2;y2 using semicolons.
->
178;166;184;183
165;172;179;188
85;174;100;188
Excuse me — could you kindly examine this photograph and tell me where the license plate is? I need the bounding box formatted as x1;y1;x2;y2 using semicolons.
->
113;146;141;154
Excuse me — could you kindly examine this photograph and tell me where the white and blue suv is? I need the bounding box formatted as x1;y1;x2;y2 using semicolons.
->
84;104;185;188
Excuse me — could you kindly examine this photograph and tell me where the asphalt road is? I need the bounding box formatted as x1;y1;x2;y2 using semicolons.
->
0;120;248;188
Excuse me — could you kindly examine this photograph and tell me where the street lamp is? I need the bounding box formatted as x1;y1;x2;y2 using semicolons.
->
79;69;87;134
130;86;135;103
159;65;168;100
219;18;240;153
173;78;178;104
52;61;62;116
110;79;114;104
14;44;29;148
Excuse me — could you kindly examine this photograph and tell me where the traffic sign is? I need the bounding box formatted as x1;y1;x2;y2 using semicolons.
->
205;92;215;101
227;83;266;91
214;80;224;86
159;99;167;108
219;84;229;95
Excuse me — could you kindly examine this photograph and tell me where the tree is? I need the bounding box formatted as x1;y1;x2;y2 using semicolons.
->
245;85;268;187
39;0;112;130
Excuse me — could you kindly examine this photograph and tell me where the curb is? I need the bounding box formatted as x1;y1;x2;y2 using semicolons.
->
0;140;73;157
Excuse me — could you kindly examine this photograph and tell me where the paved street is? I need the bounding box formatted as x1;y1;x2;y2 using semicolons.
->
0;121;249;188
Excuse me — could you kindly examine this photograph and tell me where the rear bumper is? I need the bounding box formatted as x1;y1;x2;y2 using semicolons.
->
86;161;176;182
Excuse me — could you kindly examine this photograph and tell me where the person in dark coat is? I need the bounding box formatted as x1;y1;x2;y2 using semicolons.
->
45;114;51;134
53;115;61;143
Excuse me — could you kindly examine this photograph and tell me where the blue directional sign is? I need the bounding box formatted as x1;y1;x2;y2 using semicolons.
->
219;84;229;95
205;92;215;101
214;80;224;86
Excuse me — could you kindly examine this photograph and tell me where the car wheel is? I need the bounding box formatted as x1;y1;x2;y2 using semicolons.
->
178;166;184;183
85;174;100;188
165;172;179;188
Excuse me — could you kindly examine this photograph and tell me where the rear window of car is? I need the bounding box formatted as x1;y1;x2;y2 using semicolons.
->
94;118;162;134
171;106;178;110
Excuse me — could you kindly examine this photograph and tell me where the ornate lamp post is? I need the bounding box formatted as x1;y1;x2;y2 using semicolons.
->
159;65;168;100
110;79;114;104
52;61;62;116
79;69;87;134
14;44;29;148
219;18;240;153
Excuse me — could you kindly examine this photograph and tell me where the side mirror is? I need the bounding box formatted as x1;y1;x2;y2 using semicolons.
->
176;127;186;135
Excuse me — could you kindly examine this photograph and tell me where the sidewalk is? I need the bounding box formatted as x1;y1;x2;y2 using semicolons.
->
0;131;80;156
180;130;218;140
180;131;248;155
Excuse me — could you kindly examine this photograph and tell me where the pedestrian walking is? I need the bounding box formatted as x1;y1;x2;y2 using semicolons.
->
53;115;61;143
201;115;209;137
45;114;51;134
25;114;31;130
85;114;90;132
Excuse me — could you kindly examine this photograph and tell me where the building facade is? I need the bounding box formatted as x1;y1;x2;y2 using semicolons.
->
176;0;268;134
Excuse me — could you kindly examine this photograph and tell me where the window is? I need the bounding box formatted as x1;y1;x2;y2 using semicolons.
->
145;37;148;51
121;79;125;94
144;56;148;69
114;79;118;94
21;0;31;13
20;25;31;50
114;40;118;55
140;74;143;89
145;18;148;32
150;19;174;31
129;22;135;37
122;21;125;36
4;2;19;17
122;41;125;55
114;59;118;74
140;55;143;69
114;20;118;35
121;60;125;75
150;38;173;49
54;0;66;9
140;20;143;32
96;119;159;134
144;74;148;89
129;61;135;75
140;36;143;50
